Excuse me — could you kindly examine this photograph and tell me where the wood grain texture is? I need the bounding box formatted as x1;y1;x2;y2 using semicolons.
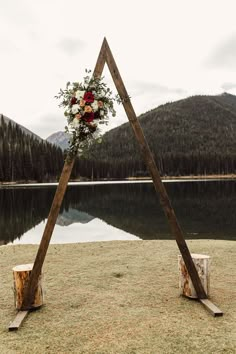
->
8;311;29;331
22;157;75;309
13;264;43;310
178;254;210;298
200;299;223;317
93;38;106;78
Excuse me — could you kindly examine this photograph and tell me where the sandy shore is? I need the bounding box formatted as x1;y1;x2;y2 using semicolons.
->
0;240;235;353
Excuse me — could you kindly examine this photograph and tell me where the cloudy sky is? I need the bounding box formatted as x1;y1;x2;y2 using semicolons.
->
1;0;236;139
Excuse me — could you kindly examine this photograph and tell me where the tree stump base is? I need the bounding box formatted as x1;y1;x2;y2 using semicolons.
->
178;254;210;298
12;264;43;310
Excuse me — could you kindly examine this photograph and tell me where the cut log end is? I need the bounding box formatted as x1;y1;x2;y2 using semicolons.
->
12;264;43;311
178;254;210;298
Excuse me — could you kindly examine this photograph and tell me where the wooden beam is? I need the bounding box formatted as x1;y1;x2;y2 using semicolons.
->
8;311;29;331
22;157;75;310
93;38;107;78
21;39;107;310
200;299;223;317
103;38;207;299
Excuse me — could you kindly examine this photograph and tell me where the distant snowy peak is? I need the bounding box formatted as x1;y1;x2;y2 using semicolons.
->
56;209;95;226
46;131;69;150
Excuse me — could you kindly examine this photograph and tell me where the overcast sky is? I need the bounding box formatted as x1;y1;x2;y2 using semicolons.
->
1;0;236;139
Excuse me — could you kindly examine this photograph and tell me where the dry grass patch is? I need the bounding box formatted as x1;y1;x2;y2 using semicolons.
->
0;240;235;353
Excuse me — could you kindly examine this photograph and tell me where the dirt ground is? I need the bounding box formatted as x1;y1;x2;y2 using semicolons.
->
0;240;235;354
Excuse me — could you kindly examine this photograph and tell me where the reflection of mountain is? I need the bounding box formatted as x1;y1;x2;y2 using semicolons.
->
64;181;236;240
0;181;235;244
56;209;94;226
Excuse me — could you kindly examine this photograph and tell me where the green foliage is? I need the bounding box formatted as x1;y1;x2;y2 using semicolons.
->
55;70;119;159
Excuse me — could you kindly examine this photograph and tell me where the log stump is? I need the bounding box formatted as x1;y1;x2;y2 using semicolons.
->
178;254;210;298
12;264;43;310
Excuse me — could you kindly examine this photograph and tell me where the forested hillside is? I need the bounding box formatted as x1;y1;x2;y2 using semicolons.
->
78;93;236;178
0;115;64;182
1;93;236;182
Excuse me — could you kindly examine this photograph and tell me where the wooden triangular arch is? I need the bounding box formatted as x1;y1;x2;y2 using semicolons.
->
20;38;222;317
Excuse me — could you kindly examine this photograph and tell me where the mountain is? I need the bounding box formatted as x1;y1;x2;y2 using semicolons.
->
79;93;236;178
0;114;43;141
46;131;69;150
56;209;95;226
0;114;64;182
212;92;236;111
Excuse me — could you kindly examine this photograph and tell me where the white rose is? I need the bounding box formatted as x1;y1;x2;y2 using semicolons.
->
71;104;79;114
100;110;104;116
75;90;85;100
72;117;80;128
91;100;98;111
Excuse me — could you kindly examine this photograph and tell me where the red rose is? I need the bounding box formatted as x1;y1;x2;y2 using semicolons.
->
70;97;77;105
83;91;94;103
83;112;94;122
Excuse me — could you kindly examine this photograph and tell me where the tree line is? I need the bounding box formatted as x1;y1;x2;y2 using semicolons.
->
0;116;64;182
77;94;236;179
1;93;236;182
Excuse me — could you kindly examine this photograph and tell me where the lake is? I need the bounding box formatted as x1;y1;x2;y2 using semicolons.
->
0;180;235;245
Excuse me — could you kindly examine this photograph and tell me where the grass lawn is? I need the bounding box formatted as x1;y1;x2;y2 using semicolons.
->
0;240;235;353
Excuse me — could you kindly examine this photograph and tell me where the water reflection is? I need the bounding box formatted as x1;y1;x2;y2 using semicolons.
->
11;217;139;244
0;188;54;245
0;180;235;245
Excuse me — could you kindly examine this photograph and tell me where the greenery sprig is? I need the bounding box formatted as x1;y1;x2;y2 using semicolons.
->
55;69;119;159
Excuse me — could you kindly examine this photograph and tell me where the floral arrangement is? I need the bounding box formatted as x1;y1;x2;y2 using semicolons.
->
55;70;117;158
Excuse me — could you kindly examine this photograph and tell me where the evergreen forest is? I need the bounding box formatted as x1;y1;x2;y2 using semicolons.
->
1;93;236;182
0;115;64;182
78;93;236;179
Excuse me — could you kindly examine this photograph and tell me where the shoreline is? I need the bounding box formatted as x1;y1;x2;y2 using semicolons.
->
127;174;236;180
0;174;236;186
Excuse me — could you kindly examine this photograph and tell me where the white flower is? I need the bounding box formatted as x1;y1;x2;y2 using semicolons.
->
71;104;79;114
93;127;101;139
72;117;80;128
91;100;98;111
99;89;105;96
100;110;104;116
75;90;85;100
